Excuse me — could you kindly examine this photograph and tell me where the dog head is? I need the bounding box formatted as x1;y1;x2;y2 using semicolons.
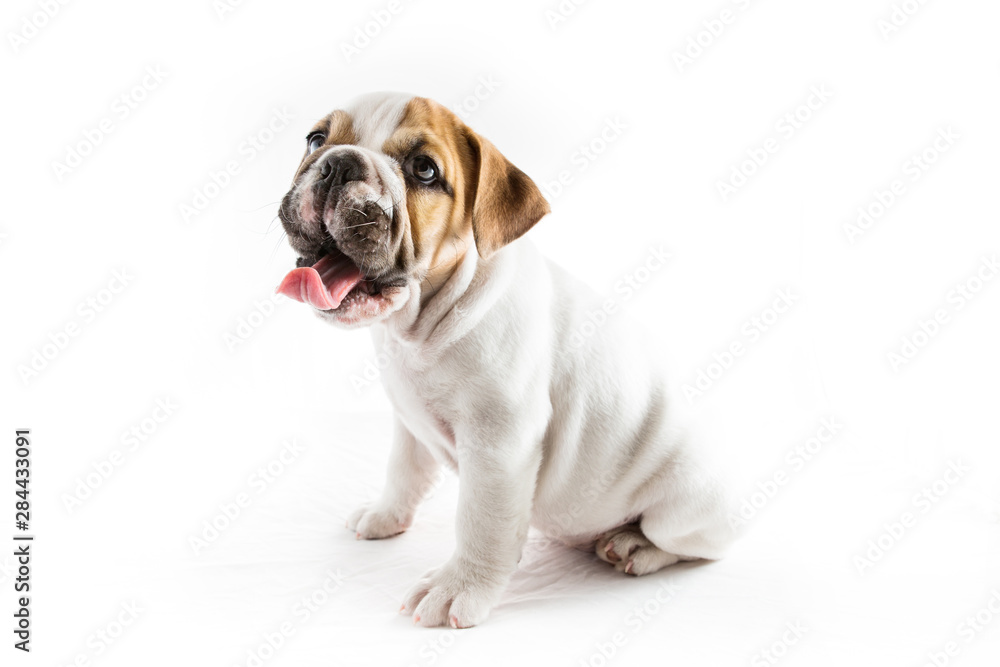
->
275;92;550;328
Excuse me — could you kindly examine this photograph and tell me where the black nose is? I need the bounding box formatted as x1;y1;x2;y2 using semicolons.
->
319;153;364;187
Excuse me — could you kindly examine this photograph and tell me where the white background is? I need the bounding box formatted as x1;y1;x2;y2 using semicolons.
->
3;0;1000;665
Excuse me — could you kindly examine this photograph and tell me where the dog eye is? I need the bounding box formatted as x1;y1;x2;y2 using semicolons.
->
408;156;439;184
306;132;326;154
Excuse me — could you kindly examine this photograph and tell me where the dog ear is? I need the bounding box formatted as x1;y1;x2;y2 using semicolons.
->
462;129;550;259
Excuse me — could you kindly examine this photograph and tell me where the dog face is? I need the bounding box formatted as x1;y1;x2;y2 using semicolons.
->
276;92;550;328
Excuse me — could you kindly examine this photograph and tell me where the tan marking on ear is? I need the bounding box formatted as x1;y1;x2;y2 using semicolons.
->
382;97;548;293
463;131;550;259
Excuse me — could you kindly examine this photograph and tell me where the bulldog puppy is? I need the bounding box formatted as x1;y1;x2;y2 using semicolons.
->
276;92;735;628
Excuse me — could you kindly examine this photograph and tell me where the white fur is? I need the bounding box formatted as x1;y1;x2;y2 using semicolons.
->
324;93;736;629
344;92;412;152
348;241;735;628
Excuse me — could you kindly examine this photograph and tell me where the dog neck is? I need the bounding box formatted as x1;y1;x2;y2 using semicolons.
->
378;239;521;355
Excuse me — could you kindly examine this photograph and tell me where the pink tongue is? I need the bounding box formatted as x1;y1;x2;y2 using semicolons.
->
276;253;364;310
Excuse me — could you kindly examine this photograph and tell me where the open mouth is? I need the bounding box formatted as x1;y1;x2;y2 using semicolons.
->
276;244;390;312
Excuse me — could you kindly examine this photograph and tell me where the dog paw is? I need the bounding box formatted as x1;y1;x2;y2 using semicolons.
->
401;563;504;628
596;525;679;575
346;503;410;540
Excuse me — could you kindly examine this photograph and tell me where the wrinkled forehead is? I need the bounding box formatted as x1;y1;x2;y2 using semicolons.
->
309;93;465;162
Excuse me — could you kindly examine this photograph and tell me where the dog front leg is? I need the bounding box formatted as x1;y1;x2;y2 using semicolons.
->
401;434;540;628
347;417;440;539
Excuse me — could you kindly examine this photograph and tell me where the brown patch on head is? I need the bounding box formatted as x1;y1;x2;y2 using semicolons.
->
323;110;358;146
381;97;549;291
381;98;478;289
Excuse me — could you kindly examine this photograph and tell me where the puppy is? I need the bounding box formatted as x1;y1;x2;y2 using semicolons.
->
276;92;735;628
